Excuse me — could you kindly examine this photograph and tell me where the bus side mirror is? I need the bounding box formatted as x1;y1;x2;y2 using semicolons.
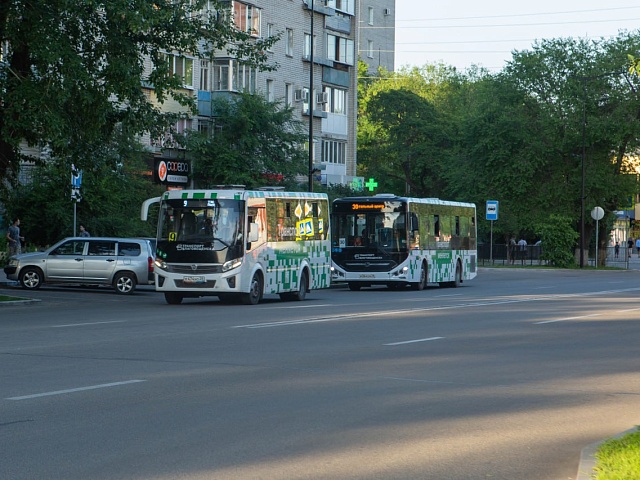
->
248;223;259;243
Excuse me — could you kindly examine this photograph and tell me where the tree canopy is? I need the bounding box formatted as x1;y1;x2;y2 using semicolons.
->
0;0;276;193
357;31;640;244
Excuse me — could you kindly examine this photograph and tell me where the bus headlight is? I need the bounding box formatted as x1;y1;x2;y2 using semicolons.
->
222;258;243;272
154;258;168;270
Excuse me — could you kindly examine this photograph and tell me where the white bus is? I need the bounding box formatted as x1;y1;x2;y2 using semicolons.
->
141;187;331;305
330;194;477;290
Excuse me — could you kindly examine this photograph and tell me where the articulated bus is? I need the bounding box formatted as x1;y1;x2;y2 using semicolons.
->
141;187;330;305
330;194;477;290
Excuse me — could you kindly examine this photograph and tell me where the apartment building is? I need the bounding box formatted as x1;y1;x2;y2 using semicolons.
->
145;0;394;189
358;0;395;75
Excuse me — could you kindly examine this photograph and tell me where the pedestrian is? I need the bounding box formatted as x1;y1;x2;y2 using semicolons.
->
6;217;25;256
509;236;516;264
79;224;90;237
614;241;620;259
518;237;528;261
628;238;634;258
635;238;640;256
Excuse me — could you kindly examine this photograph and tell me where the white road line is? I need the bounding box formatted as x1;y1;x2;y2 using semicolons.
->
269;304;335;309
534;314;601;325
233;287;640;329
50;321;125;328
616;308;640;313
384;337;444;346
6;380;146;401
434;294;463;297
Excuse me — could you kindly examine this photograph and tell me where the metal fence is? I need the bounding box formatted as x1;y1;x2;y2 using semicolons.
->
478;244;632;268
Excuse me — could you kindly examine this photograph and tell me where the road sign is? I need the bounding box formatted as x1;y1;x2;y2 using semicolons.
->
486;200;498;221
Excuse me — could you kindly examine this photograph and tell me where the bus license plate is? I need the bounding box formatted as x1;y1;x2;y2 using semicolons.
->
183;275;205;284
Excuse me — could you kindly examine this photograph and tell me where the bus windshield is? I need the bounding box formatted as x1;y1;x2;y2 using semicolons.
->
159;198;245;251
331;204;407;251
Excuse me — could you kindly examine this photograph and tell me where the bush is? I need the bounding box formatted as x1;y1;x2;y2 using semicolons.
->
535;214;578;268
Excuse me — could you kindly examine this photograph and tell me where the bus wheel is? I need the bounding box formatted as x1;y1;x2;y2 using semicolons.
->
165;292;183;304
411;266;427;291
442;262;462;288
280;270;309;301
348;282;361;291
453;263;462;287
242;273;263;305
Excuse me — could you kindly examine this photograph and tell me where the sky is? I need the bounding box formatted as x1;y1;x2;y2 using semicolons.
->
394;1;640;72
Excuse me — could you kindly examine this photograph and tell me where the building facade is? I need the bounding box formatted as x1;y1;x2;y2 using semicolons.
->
144;0;370;189
358;0;395;75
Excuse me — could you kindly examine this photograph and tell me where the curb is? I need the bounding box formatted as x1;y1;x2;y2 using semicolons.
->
576;427;639;480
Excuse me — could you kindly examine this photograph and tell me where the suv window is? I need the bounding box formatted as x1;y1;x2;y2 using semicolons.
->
88;241;116;256
52;240;86;256
118;242;141;256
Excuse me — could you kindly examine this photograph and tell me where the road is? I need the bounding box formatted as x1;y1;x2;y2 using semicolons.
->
2;268;640;480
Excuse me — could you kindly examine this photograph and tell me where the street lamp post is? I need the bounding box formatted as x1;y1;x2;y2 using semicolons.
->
577;71;627;268
307;0;314;192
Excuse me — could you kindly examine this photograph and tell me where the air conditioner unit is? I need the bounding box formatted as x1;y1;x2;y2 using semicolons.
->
383;8;391;15
316;92;329;104
294;89;304;102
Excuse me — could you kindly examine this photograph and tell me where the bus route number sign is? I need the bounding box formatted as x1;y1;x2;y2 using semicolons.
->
486;200;498;221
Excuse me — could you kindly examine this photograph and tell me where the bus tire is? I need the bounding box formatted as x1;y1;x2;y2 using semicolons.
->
165;292;183;304
442;262;462;288
280;270;309;301
348;282;361;291
410;265;427;291
241;272;263;305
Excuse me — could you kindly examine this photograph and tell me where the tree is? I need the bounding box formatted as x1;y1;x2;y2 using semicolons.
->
184;93;308;189
3;130;164;247
0;0;277;193
357;64;459;197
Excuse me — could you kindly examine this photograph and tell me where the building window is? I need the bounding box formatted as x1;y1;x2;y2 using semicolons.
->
200;60;210;91
368;6;374;25
266;23;274;51
286;28;294;56
304;33;316;59
285;83;292;107
321;139;346;165
213;59;256;93
266;79;274;102
233;1;261;37
327;0;354;15
323;87;347;115
326;34;354;65
163;53;194;88
367;40;374;59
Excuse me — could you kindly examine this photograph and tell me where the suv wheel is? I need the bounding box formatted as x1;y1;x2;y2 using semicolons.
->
20;267;43;290
114;272;136;294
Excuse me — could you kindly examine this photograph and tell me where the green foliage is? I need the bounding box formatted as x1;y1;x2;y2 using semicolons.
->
535;215;579;268
0;0;277;194
184;93;307;189
2;134;163;247
594;429;640;479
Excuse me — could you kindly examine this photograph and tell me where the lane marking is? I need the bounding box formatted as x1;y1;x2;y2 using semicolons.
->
269;304;334;309
534;314;601;324
384;337;444;346
50;321;125;328
233;287;640;329
616;308;640;313
434;293;463;297
6;380;146;401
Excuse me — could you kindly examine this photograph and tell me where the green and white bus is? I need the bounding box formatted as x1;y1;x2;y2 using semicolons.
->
141;187;331;305
330;194;477;290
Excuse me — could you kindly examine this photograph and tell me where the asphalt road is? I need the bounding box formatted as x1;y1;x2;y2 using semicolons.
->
2;268;640;480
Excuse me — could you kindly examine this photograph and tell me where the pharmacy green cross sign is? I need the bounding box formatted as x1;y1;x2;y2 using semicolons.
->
365;178;378;191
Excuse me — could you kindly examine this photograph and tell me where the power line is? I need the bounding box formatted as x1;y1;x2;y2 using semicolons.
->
396;6;640;23
364;17;640;30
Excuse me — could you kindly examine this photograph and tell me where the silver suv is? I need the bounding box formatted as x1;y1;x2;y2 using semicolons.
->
4;237;154;294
